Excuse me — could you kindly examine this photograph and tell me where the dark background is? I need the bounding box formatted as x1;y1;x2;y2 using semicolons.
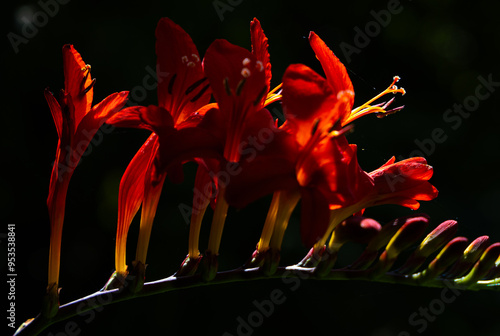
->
3;0;500;335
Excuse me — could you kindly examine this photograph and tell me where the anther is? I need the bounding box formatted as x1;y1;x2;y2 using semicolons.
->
181;56;189;64
185;77;208;95
168;74;177;95
311;118;321;135
191;54;200;62
190;84;210;103
242;58;251;66
236;78;246;96
81;64;91;72
223;78;231;96
253;85;268;106
82;78;96;95
256;61;264;72
241;68;251;78
327;119;342;134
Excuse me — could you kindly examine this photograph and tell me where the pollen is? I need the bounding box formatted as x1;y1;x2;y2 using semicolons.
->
241;68;251;78
187;62;196;68
242;58;251;66
191;54;200;62
344;76;406;126
181;55;189;64
256;61;264;72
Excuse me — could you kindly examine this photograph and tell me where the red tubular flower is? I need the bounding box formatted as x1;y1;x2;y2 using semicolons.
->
227;31;433;252
45;45;128;300
368;156;439;209
203;40;268;163
106;17;214;274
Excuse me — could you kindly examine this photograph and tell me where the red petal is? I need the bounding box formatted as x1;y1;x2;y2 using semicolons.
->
117;133;159;243
155;18;211;125
203;39;268;161
72;91;128;163
368;157;439;208
225;127;299;208
44;89;62;139
308;31;354;115
281;64;349;147
157;124;224;172
62;45;93;126
106;104;174;134
225;156;298;208
250;18;272;90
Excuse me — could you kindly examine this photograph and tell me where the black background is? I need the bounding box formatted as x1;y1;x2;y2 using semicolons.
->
3;0;500;335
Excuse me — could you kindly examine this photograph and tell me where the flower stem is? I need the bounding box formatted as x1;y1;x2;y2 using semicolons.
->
14;267;498;336
188;203;208;258
207;187;229;255
257;191;281;252
135;175;165;265
269;190;300;251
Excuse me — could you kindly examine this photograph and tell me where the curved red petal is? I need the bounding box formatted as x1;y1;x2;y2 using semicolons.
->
282;64;349;147
155;18;211;125
368;157;439;207
117;133;159;244
106;104;174;134
72;92;129;160
225;156;298;208
204;39;270;162
44;89;63;139
62;44;93;126
308;32;354;108
250;18;272;90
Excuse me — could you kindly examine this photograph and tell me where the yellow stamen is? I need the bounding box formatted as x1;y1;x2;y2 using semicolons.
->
343;76;405;126
207;187;229;255
312;204;361;252
188;202;209;259
257;191;281;252
135;180;165;265
264;83;282;106
269;190;301;251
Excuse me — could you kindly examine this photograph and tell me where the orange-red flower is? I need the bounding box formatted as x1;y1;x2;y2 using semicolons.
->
226;31;436;251
198;19;280;257
106;17;214;275
45;44;128;300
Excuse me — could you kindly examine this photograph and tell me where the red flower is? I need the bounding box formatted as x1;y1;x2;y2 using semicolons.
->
368;156;439;209
202;39;268;162
106;17;214;274
226;31;432;250
45;44;128;296
192;18;280;260
320;157;439;252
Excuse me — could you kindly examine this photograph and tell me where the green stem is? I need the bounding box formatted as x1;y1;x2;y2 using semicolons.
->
14;267;499;336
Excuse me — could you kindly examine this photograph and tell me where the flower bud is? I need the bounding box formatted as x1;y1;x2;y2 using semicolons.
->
397;220;458;274
445;236;490;278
